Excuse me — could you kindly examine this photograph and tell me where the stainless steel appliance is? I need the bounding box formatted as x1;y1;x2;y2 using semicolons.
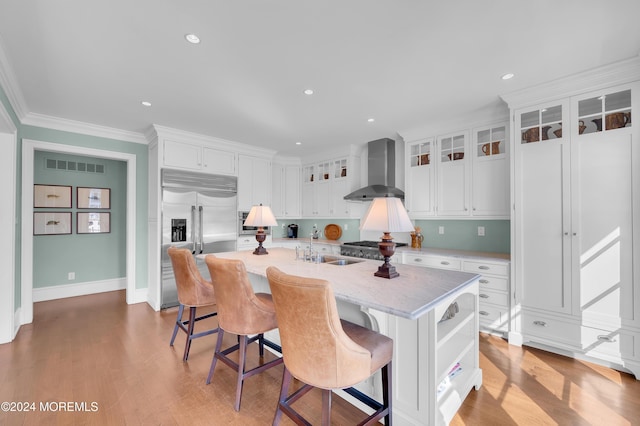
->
161;169;238;308
238;211;272;235
340;240;407;260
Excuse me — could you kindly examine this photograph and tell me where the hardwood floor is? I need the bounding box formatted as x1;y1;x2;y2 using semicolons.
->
1;290;638;425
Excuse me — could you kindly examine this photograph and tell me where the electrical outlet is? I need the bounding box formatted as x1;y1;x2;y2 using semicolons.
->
344;224;348;230
478;226;485;236
68;272;75;280
439;226;444;235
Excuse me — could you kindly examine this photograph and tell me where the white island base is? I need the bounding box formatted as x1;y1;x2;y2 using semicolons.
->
208;249;482;425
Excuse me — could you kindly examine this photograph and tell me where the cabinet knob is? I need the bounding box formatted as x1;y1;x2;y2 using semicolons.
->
441;261;450;265
479;279;489;284
533;320;547;327
478;265;490;270
479;311;490;316
413;258;423;262
479;294;489;299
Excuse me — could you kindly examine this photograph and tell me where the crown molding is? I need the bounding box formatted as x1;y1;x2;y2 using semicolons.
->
500;54;640;109
22;112;147;144
0;35;28;121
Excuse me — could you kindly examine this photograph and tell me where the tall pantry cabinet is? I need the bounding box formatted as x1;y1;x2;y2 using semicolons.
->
503;58;640;379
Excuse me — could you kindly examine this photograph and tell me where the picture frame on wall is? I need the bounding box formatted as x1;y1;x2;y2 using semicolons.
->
33;212;72;235
34;184;72;208
77;212;111;234
77;187;111;209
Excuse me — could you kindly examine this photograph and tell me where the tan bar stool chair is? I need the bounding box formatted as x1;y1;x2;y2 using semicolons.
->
266;266;393;426
204;255;283;411
167;246;219;362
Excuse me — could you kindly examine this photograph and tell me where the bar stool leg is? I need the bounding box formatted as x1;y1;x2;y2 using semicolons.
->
169;304;184;347
206;330;225;384
321;389;331;426
234;335;248;411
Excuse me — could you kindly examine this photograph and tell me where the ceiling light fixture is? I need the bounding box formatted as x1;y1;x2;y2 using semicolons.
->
501;73;515;80
141;101;152;107
295;142;302;145
303;89;314;95
185;34;201;44
367;118;375;122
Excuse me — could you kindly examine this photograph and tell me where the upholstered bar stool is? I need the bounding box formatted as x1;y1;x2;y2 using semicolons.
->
167;247;219;362
204;255;283;411
266;266;393;426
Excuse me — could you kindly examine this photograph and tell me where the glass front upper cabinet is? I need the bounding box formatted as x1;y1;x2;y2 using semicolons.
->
578;89;631;135
333;158;347;179
440;134;466;162
476;125;506;157
410;141;432;167
520;105;563;143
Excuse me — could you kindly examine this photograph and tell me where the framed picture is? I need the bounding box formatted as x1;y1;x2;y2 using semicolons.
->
34;184;72;208
77;187;111;209
34;212;72;235
77;212;111;234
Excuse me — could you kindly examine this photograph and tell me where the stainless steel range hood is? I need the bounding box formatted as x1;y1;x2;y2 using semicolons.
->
344;138;404;201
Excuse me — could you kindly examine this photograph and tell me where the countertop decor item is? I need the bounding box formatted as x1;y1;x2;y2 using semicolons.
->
360;196;414;279
243;204;277;255
324;224;342;240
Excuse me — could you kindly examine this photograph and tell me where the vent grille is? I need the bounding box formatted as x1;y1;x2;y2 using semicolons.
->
45;158;105;174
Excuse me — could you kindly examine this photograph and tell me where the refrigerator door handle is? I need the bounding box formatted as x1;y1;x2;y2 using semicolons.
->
191;205;197;254
199;205;204;254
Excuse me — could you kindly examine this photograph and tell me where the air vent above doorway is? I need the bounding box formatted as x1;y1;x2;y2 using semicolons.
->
45;158;105;174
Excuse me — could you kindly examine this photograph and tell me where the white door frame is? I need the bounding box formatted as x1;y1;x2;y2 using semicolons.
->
0;100;17;344
20;139;137;325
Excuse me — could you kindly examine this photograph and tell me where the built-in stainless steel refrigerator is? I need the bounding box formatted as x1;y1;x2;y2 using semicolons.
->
161;169;237;308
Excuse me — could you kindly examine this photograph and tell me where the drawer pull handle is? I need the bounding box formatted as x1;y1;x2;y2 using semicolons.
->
441;261;450;265
479;311;490;316
597;335;617;343
479;279;489;284
479;294;489;299
413;258;423;262
479;265;490;270
533;320;547;327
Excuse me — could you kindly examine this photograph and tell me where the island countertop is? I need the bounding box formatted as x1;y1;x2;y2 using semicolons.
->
201;248;479;320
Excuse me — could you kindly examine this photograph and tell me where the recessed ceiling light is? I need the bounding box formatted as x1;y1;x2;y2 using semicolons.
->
303;89;314;95
501;73;515;80
367;118;375;123
295;142;302;145
141;101;152;107
185;34;200;44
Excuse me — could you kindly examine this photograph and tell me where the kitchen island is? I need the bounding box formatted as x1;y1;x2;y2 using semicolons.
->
204;248;482;425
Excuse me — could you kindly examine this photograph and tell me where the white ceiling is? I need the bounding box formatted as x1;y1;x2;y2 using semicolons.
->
1;1;639;157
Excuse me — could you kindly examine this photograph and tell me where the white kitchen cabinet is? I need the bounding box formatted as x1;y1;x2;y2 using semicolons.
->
403;250;511;339
436;131;470;216
301;152;361;218
238;155;272;211
164;139;236;175
272;164;301;218
507;79;640;378
388;282;481;425
405;139;436;218
471;123;510;217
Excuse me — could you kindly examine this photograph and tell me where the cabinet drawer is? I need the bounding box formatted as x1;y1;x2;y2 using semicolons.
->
478;289;508;307
522;312;581;348
404;255;461;270
478;305;508;330
582;327;635;360
463;260;508;276
478;276;508;292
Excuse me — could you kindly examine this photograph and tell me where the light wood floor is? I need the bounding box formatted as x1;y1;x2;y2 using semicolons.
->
1;290;638;425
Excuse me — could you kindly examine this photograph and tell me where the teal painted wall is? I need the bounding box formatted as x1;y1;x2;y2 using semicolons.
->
414;219;510;253
33;151;127;288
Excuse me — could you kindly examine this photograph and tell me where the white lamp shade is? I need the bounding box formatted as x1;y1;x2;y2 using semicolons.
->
244;204;278;227
360;197;414;232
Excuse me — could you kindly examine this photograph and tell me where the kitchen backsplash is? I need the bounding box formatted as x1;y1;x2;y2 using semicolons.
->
273;218;510;254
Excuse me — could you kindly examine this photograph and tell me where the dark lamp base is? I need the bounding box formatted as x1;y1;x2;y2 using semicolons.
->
374;232;400;279
374;263;399;279
252;229;269;255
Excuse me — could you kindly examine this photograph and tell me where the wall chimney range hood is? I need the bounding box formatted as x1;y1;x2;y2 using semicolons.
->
344;138;405;201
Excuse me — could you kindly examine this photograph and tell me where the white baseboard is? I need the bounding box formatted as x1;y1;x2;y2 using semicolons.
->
32;278;127;302
128;287;149;305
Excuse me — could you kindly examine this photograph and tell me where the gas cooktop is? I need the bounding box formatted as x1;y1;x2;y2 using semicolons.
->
342;240;408;248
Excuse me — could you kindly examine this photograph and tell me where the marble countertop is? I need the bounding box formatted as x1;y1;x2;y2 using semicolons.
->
201;248;479;320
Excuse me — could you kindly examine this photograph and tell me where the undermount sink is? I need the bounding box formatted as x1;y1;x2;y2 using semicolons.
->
317;255;364;266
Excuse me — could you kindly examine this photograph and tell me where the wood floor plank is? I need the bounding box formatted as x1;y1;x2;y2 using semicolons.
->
1;290;638;425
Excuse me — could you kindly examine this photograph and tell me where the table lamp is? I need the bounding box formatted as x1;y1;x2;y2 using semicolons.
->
243;204;278;255
360;196;414;278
